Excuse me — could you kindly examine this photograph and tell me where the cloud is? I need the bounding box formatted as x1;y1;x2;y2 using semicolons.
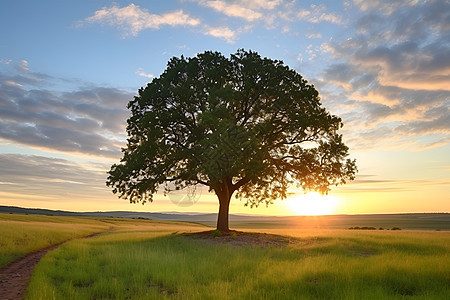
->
135;68;154;79
17;60;29;73
325;1;450;90
290;4;344;24
193;0;284;31
245;0;282;10
197;0;281;16
81;3;246;43
202;1;263;21
305;32;322;39
396;112;450;135
0;154;109;199
276;2;345;34
319;0;450;150
0;64;132;158
81;4;200;37
335;176;450;193
0;154;103;185
413;137;450;151
353;0;419;15
79;2;340;43
203;25;238;43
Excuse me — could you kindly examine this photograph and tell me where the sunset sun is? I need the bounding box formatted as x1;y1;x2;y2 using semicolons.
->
286;192;339;216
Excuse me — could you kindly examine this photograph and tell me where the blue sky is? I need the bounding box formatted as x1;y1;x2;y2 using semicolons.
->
0;0;449;215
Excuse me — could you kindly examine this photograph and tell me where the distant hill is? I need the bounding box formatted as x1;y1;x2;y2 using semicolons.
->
0;205;448;230
0;205;218;225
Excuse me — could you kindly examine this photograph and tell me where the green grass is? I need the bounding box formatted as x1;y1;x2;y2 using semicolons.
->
0;213;110;268
25;219;450;299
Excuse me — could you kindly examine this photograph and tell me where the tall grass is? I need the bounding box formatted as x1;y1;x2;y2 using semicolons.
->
27;222;450;299
0;213;110;267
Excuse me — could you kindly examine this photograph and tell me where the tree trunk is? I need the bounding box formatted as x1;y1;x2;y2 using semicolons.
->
215;180;233;232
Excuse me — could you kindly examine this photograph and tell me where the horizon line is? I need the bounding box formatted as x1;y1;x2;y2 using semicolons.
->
0;205;448;217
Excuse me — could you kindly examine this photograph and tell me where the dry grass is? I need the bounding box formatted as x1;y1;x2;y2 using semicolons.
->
0;213;110;267
25;217;450;299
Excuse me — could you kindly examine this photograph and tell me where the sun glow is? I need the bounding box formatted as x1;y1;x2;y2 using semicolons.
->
285;192;339;216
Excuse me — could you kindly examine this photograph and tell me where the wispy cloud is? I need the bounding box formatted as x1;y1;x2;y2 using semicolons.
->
135;68;154;79
0;154;108;199
413;137;450;151
203;25;238;43
305;32;322;39
17;60;29;73
79;2;343;43
353;0;420;15
80;4;200;37
202;1;263;21
282;4;344;24
319;0;450;151
0;62;131;158
245;0;283;10
335;174;450;193
79;3;244;43
192;0;296;33
196;0;282;15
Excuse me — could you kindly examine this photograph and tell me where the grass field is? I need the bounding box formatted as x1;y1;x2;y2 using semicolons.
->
0;213;111;268
2;214;442;299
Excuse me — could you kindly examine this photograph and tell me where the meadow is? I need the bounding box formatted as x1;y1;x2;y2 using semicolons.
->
1;213;449;299
0;213;110;268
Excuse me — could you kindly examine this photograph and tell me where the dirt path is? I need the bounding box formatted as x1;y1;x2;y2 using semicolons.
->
0;230;111;300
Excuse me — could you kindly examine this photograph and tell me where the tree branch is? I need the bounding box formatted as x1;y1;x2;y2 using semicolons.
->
232;176;250;192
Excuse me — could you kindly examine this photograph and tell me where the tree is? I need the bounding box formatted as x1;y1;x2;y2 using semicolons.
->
107;49;357;232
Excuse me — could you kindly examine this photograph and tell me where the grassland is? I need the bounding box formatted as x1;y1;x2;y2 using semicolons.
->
7;214;445;299
0;213;110;268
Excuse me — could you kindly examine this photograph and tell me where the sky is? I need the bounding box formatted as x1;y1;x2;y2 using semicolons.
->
0;0;448;216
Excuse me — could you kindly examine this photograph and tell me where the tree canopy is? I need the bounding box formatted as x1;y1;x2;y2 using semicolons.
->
107;49;357;231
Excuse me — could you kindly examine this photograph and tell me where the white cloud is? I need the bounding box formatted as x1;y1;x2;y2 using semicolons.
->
281;26;290;33
244;0;282;10
82;3;250;43
80;2;343;43
306;44;319;61
82;4;200;37
4;80;23;87
136;68;154;79
197;0;281;12
203;26;237;43
305;32;322;39
195;0;281;24
295;4;344;24
18;60;29;73
203;1;263;21
353;0;419;15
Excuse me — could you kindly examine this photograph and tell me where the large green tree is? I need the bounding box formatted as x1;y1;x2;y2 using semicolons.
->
107;50;357;232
